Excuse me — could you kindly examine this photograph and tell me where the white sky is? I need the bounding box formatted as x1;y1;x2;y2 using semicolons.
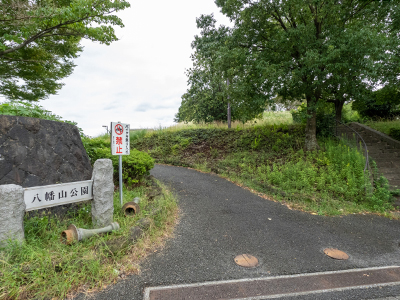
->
37;0;231;137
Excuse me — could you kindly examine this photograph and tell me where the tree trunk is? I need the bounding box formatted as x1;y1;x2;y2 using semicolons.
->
304;96;319;151
227;78;231;128
334;100;344;124
227;102;231;128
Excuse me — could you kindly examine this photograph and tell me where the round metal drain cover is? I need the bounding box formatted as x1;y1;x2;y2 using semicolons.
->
324;248;349;260
234;254;259;268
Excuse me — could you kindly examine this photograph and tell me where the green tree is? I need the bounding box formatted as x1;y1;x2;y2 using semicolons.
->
0;0;130;101
216;0;396;150
352;85;400;120
176;14;267;124
175;15;230;123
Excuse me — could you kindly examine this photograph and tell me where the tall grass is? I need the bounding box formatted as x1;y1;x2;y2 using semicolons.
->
150;111;293;133
217;139;392;215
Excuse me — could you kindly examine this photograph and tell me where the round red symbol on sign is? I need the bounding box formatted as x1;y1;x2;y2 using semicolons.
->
115;124;124;135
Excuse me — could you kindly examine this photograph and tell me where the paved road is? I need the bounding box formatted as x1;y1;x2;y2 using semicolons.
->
76;164;400;299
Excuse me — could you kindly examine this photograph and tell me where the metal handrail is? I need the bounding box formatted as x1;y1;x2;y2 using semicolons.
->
334;120;370;174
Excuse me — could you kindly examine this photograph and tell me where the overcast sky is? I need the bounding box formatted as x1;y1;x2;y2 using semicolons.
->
36;0;231;137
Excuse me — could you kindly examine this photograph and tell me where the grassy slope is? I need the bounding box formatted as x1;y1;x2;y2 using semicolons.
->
133;123;394;216
364;120;400;138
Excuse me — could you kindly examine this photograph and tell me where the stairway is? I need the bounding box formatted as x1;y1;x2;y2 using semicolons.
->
336;122;400;191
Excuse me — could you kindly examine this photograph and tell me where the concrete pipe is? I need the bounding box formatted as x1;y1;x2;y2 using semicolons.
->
61;222;120;245
122;201;140;217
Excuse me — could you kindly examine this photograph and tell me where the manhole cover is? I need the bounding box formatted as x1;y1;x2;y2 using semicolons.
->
323;248;349;260
234;254;259;268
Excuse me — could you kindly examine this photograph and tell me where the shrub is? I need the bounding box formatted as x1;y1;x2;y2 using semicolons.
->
352;86;400;120
82;136;154;184
389;128;400;141
120;149;155;184
352;97;394;120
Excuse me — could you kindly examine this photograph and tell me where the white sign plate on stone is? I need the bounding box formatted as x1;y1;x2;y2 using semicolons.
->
111;122;130;155
24;180;93;211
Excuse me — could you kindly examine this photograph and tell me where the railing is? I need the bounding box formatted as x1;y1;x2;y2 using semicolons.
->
334;120;370;174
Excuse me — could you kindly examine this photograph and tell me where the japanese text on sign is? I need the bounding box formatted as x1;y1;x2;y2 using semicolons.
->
111;122;130;155
24;180;93;211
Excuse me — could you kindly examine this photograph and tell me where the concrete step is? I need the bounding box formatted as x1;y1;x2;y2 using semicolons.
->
384;145;396;150
374;161;394;168
385;149;400;154
385;174;400;181
366;140;383;145
371;154;397;160
378;168;400;175
373;156;395;161
388;180;400;188
367;141;386;146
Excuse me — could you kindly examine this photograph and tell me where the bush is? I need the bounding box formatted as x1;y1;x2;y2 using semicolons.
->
120;149;155;185
352;97;394;120
352;86;400;120
82;136;154;184
389;128;400;141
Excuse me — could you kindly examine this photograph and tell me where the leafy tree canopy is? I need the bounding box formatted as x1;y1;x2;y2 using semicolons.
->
215;0;398;150
176;14;268;124
0;0;130;101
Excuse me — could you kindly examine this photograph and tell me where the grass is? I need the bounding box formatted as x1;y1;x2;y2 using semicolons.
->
144;111;293;133
132;120;395;217
216;139;392;215
364;119;400;139
0;178;178;300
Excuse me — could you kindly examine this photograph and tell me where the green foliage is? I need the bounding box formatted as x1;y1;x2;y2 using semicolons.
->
342;103;362;123
82;136;154;184
130;130;148;143
352;86;400;120
363;120;400;139
220;140;392;212
0;0;130;101
291;103;335;137
389;128;400;141
0;101;62;120
214;0;398;150
133;124;305;167
176;14;267;124
120;150;155;185
0;100;85;136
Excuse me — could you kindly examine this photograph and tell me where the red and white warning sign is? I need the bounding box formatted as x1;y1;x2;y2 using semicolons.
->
111;122;130;155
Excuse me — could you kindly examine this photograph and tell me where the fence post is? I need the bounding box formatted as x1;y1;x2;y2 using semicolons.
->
91;159;114;228
0;184;25;247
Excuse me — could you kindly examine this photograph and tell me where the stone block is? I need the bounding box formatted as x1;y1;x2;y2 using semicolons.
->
0;184;25;247
0;115;92;188
92;159;114;228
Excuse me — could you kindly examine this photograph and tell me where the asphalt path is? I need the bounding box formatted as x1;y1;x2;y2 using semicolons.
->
76;164;400;300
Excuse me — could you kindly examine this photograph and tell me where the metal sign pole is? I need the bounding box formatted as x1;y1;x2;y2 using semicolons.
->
111;121;130;207
119;154;123;206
